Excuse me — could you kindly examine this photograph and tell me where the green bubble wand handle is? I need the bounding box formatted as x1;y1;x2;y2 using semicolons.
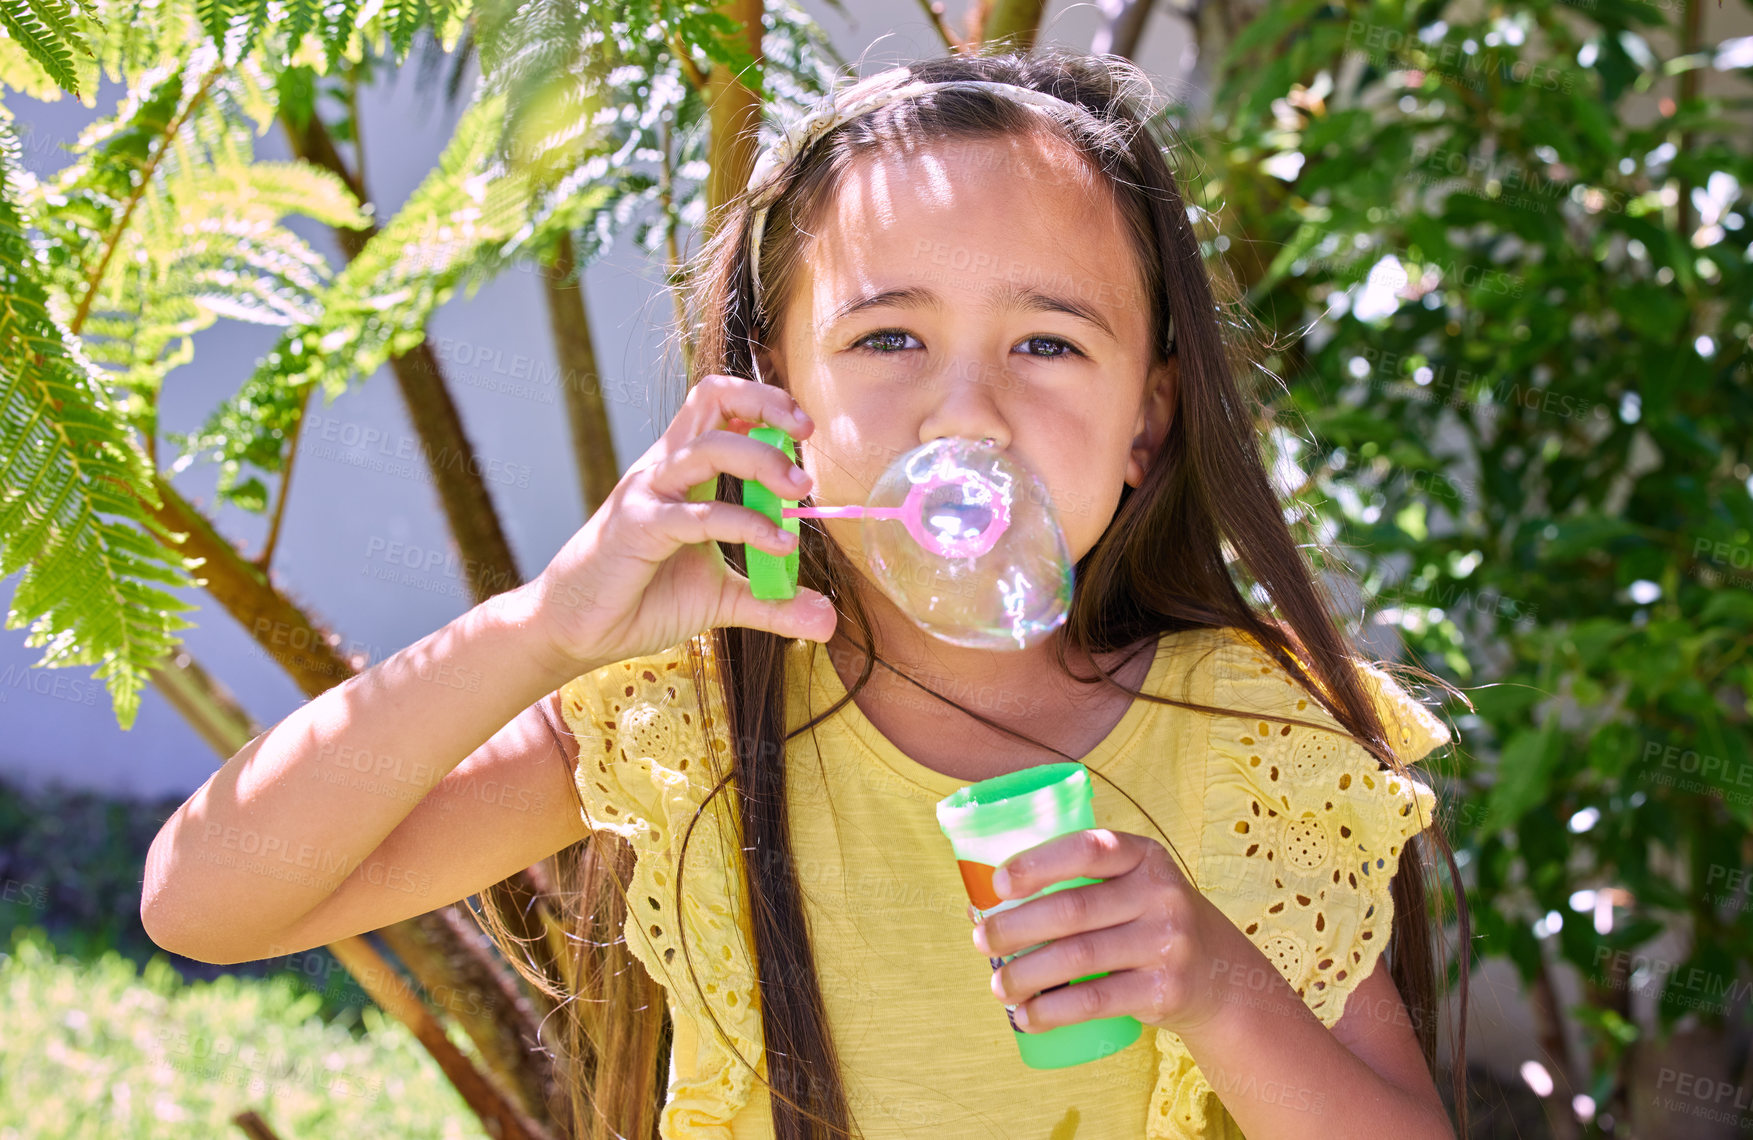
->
743;427;1015;600
743;425;804;601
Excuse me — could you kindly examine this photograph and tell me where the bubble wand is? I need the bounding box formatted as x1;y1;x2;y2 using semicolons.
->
739;345;1068;651
743;430;1016;602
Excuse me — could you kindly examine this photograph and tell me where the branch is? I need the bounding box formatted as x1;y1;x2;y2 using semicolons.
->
69;63;226;339
704;0;766;235
346;59;368;198
275;73;580;1120
976;0;1048;52
230;1109;288;1140
145;472;358;695
913;0;960;52
540;230;620;517
1090;0;1157;61
279;105;522;604
254;382;314;571
1527;953;1583;1140
329;933;562;1140
148;651;255;760
661;114;694;382
669;31;709;93
378;907;561;1122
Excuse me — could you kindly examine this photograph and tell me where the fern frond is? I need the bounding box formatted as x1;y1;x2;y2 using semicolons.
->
385;0;428;61
270;91;535;396
427;0;468;51
0;31;73;100
175;91;603;508
28;63;366;435
176;0;843;513
88;0;190;82
0;121;196;731
281;0;320;56
0;0;94;96
191;0;232;48
318;0;363;73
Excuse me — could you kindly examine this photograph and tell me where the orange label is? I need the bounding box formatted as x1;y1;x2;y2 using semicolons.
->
957;859;1004;910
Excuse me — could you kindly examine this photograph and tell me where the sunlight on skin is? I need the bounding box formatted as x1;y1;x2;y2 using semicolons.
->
753;129;1177;698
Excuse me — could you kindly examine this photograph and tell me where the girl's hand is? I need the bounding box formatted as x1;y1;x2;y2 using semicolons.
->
531;373;837;672
970;828;1243;1037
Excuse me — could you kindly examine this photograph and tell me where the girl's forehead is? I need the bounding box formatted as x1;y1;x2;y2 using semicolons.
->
834;130;1098;215
787;134;1141;336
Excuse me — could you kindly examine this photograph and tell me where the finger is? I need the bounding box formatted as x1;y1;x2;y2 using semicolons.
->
686;373;814;440
653;429;814;504
647;498;800;559
991;921;1158;1012
1012;963;1177;1034
717;570;839;643
974;875;1140;960
994;829;1146;901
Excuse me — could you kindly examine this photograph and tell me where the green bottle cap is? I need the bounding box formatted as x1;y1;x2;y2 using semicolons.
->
936;762;1096;840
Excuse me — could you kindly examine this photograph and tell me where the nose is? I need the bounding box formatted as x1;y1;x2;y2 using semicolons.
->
916;356;1012;451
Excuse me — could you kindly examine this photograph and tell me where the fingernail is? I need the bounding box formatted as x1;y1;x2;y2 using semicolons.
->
993;868;1012;897
788;466;810;488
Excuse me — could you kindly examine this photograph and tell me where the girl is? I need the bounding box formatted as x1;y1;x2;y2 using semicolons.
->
143;46;1468;1140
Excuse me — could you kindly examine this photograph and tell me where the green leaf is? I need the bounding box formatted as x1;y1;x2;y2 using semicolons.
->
0;0;91;95
1657;940;1740;1029
319;0;363;73
1488;720;1563;829
31;65;361;422
0;123;197;730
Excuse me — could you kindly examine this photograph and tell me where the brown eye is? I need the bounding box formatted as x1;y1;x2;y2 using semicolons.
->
1016;335;1080;358
854;329;919;353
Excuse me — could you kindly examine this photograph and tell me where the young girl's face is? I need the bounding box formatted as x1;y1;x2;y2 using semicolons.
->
757;128;1176;576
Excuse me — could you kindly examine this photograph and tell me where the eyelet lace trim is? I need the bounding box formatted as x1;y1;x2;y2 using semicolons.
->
558;634;761;1139
559;630;1451;1139
1143;632;1449;1138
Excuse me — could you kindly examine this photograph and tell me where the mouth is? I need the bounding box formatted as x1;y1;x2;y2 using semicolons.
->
921;481;995;543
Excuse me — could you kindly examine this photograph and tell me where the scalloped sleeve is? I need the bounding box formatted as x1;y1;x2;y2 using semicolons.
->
1200;634;1448;1023
556;635;764;1139
1144;631;1451;1138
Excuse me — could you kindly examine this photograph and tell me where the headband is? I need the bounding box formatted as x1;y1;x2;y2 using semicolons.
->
742;71;1177;355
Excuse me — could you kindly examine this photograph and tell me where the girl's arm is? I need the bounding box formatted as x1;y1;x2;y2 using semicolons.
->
143;374;826;964
140;581;602;964
975;830;1457;1140
1174;915;1456;1139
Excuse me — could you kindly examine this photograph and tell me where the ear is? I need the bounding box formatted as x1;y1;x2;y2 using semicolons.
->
752;341;781;385
1125;354;1177;488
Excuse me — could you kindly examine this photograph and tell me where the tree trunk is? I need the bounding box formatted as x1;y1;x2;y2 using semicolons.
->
377;906;563;1124
979;0;1049;51
704;0;766;233
541;230;620;519
279;107;523;605
1627;1021;1749;1140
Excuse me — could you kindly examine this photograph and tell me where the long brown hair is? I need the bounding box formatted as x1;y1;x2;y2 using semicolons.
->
478;45;1470;1140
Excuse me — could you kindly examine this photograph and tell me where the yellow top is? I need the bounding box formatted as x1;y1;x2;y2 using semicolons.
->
557;625;1450;1140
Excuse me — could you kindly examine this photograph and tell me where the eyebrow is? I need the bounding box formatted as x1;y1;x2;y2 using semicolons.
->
820;281;1118;342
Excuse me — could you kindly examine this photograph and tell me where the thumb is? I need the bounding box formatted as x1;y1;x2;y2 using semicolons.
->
719;574;838;642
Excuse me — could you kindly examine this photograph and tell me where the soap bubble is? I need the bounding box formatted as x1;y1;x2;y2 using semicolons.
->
859;437;1073;650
